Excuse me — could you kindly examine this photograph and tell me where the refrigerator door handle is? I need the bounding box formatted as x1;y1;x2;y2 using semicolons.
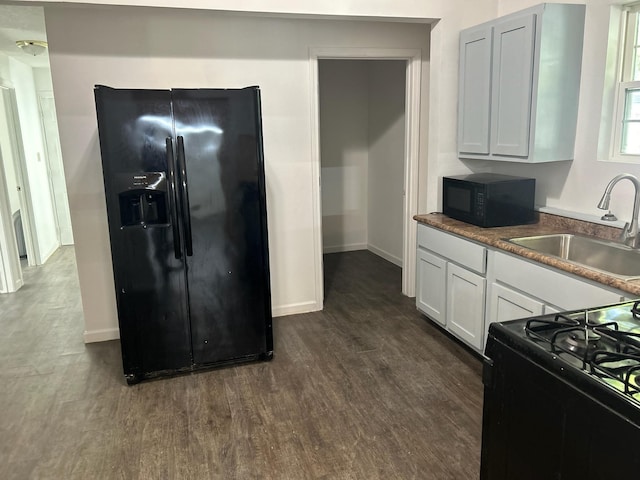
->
176;135;193;256
166;138;182;260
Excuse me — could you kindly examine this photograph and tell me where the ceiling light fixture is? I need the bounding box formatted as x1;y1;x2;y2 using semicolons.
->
15;40;48;56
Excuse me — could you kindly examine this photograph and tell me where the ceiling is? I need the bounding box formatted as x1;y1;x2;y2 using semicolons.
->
0;4;50;69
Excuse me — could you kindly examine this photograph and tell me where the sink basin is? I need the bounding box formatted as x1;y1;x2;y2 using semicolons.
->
507;234;640;279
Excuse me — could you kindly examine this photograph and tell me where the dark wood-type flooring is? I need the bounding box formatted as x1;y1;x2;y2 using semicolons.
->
0;247;483;479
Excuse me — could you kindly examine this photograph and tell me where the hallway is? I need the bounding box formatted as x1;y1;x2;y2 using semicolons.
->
2;246;85;375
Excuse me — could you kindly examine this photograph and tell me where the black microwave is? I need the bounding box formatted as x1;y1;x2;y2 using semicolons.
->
442;173;535;227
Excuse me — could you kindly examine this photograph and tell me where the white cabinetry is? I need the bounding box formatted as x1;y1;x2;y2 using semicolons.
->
490;14;536;157
416;224;629;353
416;224;486;351
416;249;446;326
488;283;544;324
458;25;492;155
457;3;585;163
447;263;485;350
485;250;626;346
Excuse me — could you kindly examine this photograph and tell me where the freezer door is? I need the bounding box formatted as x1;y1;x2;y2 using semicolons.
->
172;87;272;366
94;86;191;378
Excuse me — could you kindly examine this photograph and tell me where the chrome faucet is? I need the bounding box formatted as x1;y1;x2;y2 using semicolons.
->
597;173;640;248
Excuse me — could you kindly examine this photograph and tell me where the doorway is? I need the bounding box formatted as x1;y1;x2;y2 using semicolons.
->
0;85;29;292
310;48;422;309
319;58;405;280
0;74;73;292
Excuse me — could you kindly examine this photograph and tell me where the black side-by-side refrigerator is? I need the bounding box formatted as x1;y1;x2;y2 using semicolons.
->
94;85;273;384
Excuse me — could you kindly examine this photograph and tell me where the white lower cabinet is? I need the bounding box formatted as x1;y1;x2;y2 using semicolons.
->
416;224;487;351
447;263;486;350
416;223;629;354
416;248;446;327
544;304;561;314
483;250;625;348
488;282;544;323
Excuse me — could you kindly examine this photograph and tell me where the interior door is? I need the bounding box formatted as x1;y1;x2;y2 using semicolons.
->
38;92;73;245
172;87;272;366
0;88;24;292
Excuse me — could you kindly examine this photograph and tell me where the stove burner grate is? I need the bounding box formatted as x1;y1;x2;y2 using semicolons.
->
594;327;640;353
525;314;619;364
590;351;640;397
519;302;640;405
556;328;601;357
525;314;580;332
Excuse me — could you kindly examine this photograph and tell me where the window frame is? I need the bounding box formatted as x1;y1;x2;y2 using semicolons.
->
611;3;640;162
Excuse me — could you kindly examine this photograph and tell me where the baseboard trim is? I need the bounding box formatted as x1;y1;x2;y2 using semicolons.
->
83;302;322;343
272;300;320;317
39;244;60;265
84;328;120;343
368;244;403;267
323;243;367;254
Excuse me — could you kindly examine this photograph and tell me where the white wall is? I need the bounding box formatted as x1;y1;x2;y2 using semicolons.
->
368;60;405;266
26;0;640;341
33;68;52;91
0;55;8;77
8;57;59;264
20;0;463;21
320;60;370;253
21;0;503;217
44;5;458;341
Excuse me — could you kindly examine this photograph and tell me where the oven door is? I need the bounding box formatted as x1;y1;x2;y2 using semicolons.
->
481;335;640;480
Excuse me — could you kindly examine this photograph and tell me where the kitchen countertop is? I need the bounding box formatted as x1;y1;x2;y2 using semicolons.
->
414;212;640;298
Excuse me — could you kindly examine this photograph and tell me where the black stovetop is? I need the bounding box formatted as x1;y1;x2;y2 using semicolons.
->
488;300;640;416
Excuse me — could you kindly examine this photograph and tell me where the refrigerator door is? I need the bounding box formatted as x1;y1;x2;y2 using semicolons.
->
172;87;273;366
94;86;191;379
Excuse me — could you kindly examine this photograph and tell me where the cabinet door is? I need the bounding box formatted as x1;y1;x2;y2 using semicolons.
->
458;25;493;155
486;282;544;345
447;263;486;350
490;13;536;157
492;250;623;311
416;249;447;326
544;304;561;315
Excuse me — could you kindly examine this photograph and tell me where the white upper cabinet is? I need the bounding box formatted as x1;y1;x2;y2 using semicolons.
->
458;25;492;155
490;14;535;157
457;3;585;163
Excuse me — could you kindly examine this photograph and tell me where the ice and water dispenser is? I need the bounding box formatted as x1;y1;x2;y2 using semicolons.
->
117;172;169;227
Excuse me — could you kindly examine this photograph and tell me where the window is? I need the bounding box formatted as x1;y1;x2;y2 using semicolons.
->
612;3;640;161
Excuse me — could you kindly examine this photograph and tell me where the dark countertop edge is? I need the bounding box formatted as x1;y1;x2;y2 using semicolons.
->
414;213;640;298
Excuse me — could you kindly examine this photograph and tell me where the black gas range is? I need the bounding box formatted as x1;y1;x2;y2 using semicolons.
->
481;301;640;480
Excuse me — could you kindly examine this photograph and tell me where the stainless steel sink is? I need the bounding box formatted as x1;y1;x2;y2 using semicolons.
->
507;234;640;279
